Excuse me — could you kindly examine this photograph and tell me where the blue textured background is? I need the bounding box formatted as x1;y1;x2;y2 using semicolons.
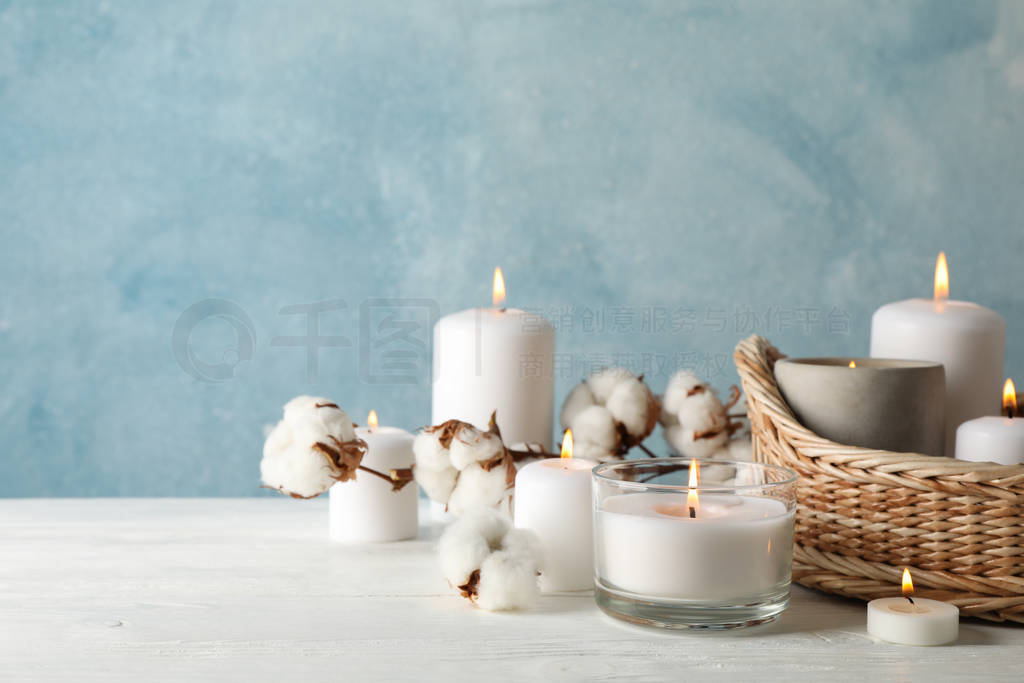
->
1;1;1022;496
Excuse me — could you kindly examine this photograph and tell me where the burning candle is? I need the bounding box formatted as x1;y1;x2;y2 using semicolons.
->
593;458;797;629
432;267;555;450
867;569;959;646
955;379;1024;465
328;411;418;542
871;252;1006;458
513;430;596;591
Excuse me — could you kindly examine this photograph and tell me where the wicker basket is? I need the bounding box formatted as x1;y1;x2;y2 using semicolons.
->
734;334;1024;623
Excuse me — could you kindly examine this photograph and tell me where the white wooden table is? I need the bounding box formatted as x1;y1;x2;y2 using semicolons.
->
3;499;1024;682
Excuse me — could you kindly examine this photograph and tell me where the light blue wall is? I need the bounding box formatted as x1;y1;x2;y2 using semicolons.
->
1;1;1022;496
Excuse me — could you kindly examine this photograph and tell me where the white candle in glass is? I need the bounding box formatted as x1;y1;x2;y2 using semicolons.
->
432;267;555;451
955;379;1024;465
329;411;418;543
513;431;596;592
867;569;959;646
597;490;793;601
870;252;1006;458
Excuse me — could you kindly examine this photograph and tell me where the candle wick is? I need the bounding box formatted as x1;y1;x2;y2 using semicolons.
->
688;506;696;519
499;307;507;313
905;596;915;605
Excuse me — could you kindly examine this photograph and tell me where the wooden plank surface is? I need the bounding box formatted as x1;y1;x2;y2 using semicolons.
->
2;499;1023;682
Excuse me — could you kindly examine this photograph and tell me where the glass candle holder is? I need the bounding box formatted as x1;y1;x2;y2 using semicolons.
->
593;458;798;630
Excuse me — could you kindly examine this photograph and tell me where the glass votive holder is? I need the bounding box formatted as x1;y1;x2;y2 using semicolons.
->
593;458;798;630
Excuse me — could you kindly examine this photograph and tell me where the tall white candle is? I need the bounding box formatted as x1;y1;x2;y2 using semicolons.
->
329;412;418;543
955;379;1024;465
597;492;794;601
432;268;555;449
870;253;1006;458
513;431;596;592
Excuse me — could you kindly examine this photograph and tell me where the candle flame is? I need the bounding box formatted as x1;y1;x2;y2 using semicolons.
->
934;252;949;301
367;410;378;430
902;568;914;596
848;360;856;368
492;267;506;308
1005;379;1017;418
561;429;573;459
687;459;700;515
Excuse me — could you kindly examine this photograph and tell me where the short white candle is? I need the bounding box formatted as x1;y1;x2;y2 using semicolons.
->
956;379;1024;465
513;431;596;592
867;570;959;646
597;492;794;601
329;412;417;543
870;252;1006;458
432;268;555;450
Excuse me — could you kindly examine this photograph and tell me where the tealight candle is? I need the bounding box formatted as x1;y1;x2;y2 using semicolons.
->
593;459;797;629
432;267;555;449
513;430;596;591
870;252;1006;458
956;379;1024;465
329;411;418;543
867;569;959;646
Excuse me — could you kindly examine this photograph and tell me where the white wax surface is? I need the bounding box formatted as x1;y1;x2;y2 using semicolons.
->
867;597;959;646
329;426;418;543
432;308;555;450
596;493;794;601
955;416;1024;465
870;298;1006;458
514;457;596;592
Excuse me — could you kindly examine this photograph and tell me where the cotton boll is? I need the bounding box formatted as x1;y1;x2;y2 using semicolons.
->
569;405;618;451
662;371;704;415
559;382;596;430
415;465;458;503
475;550;541;611
439;520;497;587
260;444;336;498
262;420;292;458
413;430;452;472
585;367;634;404
606;377;656;438
500;528;543;570
679;429;729;459
449;428;504;470
447;462;510;515
678;389;726;434
282;395;327;424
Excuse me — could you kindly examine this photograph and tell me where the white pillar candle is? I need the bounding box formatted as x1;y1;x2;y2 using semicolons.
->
513;431;595;591
870;253;1006;458
955;379;1024;465
432;268;555;450
596;492;794;600
329;412;418;543
867;570;959;646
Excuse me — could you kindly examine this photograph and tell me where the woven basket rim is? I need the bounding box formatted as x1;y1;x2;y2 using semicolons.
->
733;334;1024;493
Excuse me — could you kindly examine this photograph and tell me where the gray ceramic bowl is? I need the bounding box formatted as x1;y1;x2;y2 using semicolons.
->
774;357;946;457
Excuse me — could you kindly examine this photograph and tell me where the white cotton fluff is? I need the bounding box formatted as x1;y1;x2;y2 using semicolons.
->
661;370;704;415
726;435;754;462
438;507;510;586
606;377;653;438
260;396;358;498
412;430;451;472
415;465;458;503
678;389;727;434
449;427;504;470
559;382;596;431
559;368;657;460
586;367;635;404
671;427;729;459
446;462;510;516
569;405;619;462
439;508;543;611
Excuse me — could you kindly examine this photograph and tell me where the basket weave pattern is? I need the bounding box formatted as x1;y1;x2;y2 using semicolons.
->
735;335;1024;623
